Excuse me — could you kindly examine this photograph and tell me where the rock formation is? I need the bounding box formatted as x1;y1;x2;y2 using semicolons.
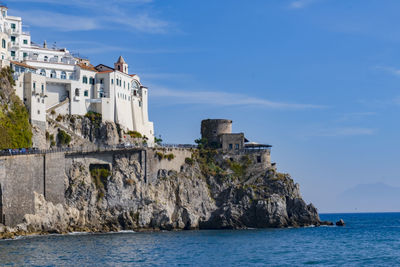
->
0;149;327;239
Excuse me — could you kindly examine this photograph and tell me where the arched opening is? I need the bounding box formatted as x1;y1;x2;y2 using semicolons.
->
44;56;48;62
61;71;66;79
50;70;56;78
40;69;46;76
0;184;3;224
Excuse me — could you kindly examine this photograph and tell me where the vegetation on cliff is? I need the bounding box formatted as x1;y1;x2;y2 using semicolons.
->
0;67;32;149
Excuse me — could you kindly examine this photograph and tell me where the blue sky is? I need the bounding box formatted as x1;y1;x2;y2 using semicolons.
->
9;0;400;213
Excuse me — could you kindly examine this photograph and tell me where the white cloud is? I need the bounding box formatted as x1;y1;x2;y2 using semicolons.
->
149;86;326;110
375;65;400;77
13;10;98;31
289;0;318;9
312;127;375;137
9;0;170;33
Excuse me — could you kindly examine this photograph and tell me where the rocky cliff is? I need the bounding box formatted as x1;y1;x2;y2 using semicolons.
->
0;149;324;239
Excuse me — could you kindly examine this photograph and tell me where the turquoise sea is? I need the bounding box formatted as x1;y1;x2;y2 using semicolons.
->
1;213;400;266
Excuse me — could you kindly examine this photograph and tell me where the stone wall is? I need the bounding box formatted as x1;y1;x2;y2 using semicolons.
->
0;147;193;227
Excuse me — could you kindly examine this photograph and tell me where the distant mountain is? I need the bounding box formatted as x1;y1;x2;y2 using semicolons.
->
336;182;400;212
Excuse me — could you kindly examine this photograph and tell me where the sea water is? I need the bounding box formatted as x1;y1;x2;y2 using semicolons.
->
1;213;400;266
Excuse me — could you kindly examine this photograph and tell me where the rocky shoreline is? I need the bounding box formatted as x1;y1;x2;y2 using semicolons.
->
0;150;332;239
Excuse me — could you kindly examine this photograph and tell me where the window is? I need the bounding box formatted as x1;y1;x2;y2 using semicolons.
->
33;82;36;90
23;52;27;58
111;79;114;84
40;69;46;76
2;11;5;17
229;144;233;150
257;156;262;163
42;99;44;104
124;81;125;88
82;76;88;84
44;56;48;62
23;39;28;45
37;110;40;115
118;65;120;71
100;79;103;84
1;39;5;48
139;101;141;107
128;96;130;101
10;36;15;42
89;77;94;85
37;98;40;103
50;70;56;78
11;23;15;30
133;90;137;96
84;90;88;97
41;84;44;94
61;71;66;79
128;83;130;89
75;88;80;97
235;144;239;150
10;51;15;57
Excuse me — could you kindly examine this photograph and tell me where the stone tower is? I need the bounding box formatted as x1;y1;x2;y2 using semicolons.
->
201;119;232;147
114;56;128;74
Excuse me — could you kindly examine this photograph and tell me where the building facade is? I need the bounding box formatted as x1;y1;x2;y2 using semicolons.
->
0;4;154;146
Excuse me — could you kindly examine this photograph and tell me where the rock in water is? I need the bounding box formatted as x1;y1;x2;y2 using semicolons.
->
336;219;345;226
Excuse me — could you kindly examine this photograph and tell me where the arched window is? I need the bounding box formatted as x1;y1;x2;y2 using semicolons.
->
132;80;140;89
61;71;66;79
1;39;5;49
89;77;94;85
50;70;56;78
40;69;46;76
82;76;88;84
44;56;48;62
118;65;120;71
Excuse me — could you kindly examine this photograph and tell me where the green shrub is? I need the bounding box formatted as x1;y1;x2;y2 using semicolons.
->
165;153;175;161
154;135;163;145
90;167;110;200
57;129;71;146
50;110;56;115
49;134;54;142
70;116;76;124
185;157;194;165
85;111;102;129
50;141;56;147
55;114;63;122
45;131;50;140
127;130;142;139
155;151;164;160
0;67;32;149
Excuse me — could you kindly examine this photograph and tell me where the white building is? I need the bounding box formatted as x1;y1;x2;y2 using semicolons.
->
0;4;155;146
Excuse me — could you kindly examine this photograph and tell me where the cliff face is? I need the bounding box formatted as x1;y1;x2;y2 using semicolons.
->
0;150;321;238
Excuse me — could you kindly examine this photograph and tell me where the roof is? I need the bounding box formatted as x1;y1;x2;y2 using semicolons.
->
11;61;37;70
97;70;113;74
117;56;126;64
129;74;137;77
245;142;272;148
77;63;97;72
95;64;114;72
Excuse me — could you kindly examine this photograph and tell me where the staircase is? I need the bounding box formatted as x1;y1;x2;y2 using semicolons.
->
46;115;94;148
46;97;69;113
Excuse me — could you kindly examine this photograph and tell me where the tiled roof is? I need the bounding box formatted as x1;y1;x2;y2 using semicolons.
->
11;61;37;70
77;63;97;72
